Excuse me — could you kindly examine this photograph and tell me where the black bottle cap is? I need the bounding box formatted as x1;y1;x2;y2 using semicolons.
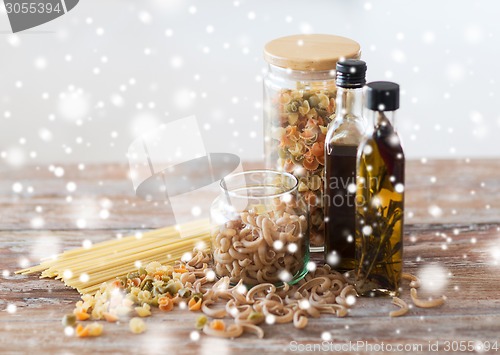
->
335;59;367;88
365;81;400;111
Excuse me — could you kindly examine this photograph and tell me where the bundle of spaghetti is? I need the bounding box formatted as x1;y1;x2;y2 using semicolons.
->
16;219;211;295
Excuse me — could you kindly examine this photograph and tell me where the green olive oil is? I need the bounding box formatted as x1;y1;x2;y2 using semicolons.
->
355;82;404;297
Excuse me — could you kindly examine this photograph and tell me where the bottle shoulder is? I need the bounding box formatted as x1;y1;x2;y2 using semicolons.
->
326;116;366;146
358;128;405;160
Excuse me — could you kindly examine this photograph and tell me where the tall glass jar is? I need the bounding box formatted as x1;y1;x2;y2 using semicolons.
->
263;34;361;251
210;170;309;287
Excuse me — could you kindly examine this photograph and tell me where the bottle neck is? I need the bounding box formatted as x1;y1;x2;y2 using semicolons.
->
367;110;397;129
335;86;364;120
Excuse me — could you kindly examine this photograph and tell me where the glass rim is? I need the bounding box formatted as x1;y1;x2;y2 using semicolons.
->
219;169;298;199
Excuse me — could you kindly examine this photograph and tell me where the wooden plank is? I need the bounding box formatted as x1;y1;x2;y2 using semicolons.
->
1;159;499;354
2;224;500;354
1;159;498;231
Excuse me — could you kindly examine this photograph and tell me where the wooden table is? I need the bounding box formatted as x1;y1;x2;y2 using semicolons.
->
1;159;499;354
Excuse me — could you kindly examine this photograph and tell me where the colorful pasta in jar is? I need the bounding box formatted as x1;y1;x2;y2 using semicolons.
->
263;34;361;250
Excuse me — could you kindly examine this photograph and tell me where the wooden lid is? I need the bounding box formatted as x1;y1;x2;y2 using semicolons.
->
264;34;361;71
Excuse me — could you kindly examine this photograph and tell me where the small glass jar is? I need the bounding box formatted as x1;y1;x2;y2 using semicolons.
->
263;34;361;250
210;170;309;287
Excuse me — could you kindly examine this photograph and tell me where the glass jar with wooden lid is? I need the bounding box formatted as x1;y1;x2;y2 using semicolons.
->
263;34;361;251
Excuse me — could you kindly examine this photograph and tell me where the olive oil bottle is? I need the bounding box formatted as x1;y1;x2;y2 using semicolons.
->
354;81;404;297
324;59;367;271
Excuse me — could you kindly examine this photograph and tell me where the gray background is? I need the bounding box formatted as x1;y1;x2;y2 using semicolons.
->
1;0;499;167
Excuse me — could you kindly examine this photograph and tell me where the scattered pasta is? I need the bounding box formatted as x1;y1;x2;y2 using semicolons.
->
135;303;151;317
402;272;421;289
76;322;103;337
203;323;243;338
410;288;446;308
195;315;208;330
62;249;357;339
129;318;147;334
389;297;409;317
61;314;76;327
48;246;447;339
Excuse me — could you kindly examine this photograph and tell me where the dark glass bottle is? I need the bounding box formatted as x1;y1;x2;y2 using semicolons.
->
355;81;404;297
324;60;367;271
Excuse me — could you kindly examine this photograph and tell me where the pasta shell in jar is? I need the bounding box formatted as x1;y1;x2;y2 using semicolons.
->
263;34;361;250
210;170;309;286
